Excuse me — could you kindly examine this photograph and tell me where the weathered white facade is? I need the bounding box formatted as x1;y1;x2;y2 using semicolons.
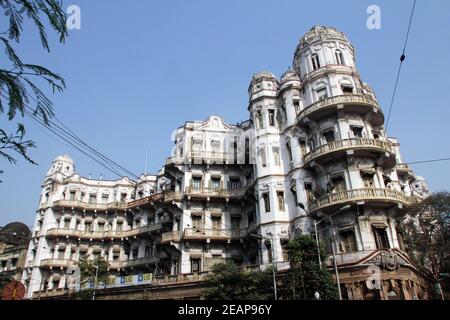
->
23;26;433;300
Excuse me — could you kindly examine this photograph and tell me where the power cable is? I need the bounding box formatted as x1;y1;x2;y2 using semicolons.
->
385;0;417;131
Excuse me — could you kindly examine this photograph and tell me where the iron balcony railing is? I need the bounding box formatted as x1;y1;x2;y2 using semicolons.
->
309;188;413;212
304;138;393;165
185;187;246;198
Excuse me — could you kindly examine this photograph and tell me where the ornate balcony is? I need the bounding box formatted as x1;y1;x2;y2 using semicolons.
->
308;188;413;213
185;187;246;200
52;200;128;212
183;228;233;241
395;164;413;176
46;224;162;240
40;259;76;269
161;231;181;244
164;191;184;202
109;257;159;269
303;138;395;168
297;94;384;126
167;151;235;166
127;193;163;209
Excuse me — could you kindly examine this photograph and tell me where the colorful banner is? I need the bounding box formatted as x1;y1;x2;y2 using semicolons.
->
81;273;153;290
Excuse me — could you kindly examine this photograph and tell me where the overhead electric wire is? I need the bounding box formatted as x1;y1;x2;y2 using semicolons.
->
1;85;140;179
385;0;417;131
23;108;125;179
402;158;450;165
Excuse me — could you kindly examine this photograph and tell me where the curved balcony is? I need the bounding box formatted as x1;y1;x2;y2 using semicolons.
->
167;151;233;166
161;231;181;244
297;94;384;127
309;188;413;213
52;200;127;212
40;259;76;269
303;138;396;169
183;228;234;241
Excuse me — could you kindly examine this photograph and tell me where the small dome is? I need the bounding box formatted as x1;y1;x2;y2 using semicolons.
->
280;69;300;83
252;71;278;81
53;154;74;163
0;222;31;245
297;25;350;51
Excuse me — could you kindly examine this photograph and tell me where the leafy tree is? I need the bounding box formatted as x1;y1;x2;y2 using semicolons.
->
69;255;109;300
204;262;273;300
0;0;67;169
283;235;339;300
400;192;450;299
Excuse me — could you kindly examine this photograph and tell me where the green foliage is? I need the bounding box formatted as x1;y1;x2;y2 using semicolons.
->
69;255;109;300
0;0;67;168
204;262;274;300
401;192;450;298
283;235;339;300
77;255;109;285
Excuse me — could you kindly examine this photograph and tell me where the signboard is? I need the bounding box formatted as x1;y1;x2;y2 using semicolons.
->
81;273;153;290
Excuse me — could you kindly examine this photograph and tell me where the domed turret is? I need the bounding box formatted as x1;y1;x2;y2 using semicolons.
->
293;25;356;80
46;154;75;177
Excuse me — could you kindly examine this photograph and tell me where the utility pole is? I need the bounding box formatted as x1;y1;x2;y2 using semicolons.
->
251;233;277;300
92;264;99;301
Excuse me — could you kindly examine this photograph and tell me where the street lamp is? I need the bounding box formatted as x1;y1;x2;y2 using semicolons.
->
92;263;99;301
250;233;277;300
298;203;351;301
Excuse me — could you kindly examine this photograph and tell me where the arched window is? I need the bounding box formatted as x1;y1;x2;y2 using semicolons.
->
335;50;345;65
311;53;321;71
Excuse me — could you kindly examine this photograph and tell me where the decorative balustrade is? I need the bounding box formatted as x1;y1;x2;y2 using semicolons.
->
183;228;233;241
52;200;128;211
167;151;234;165
161;231;181;243
127;193;163;208
40;259;76;269
109;257;159;269
395;164;412;173
185;187;246;199
304;138;393;165
164;191;184;202
297;94;382;121
46;223;162;240
309;188;413;212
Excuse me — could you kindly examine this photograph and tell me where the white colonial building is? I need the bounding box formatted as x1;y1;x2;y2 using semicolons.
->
22;26;433;300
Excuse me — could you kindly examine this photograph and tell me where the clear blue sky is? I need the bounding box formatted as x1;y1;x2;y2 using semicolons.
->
1;0;450;227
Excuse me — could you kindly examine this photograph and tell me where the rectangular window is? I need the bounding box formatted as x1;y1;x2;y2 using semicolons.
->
268;109;276;126
273;147;281;166
299;139;306;156
342;85;354;94
340;230;357;253
192;177;202;190
88;194;97;204
120;193;127;204
316;88;328;100
230;178;241;190
323;130;335;143
85;223;92;232
63;219;70;229
266;242;273;263
331;176;346;193
263;193;271;213
256;111;264;129
102;194;109;203
311;54;321;70
69;191;76;201
351;126;364;138
97;223;105;232
277;191;285;211
362;173;375;188
211;177;221;190
145;246;152;257
57;250;64;260
211;217;221;233
116;222;123;232
286;142;293;162
293;100;300;115
192;216;203;230
191;258;201;273
211;141;221;155
373;227;390;249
